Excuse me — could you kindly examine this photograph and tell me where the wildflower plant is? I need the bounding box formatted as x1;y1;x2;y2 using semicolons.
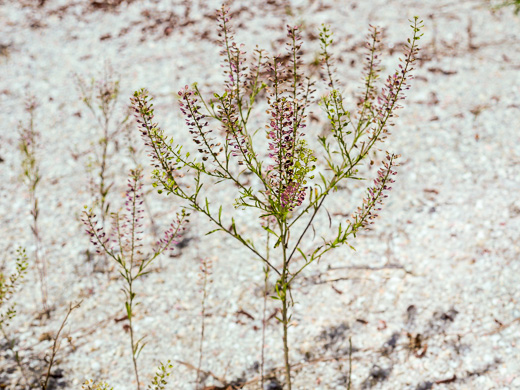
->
76;64;132;266
18;98;49;313
132;6;422;388
82;168;188;390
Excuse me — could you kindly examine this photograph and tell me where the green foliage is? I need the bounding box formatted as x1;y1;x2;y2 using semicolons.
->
82;380;114;390
496;0;520;14
18;98;49;312
148;361;173;390
0;248;28;329
80;361;173;390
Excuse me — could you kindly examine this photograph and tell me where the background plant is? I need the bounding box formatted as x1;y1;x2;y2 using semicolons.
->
76;65;131;269
76;66;164;272
195;257;212;389
82;360;173;390
82;380;113;390
0;248;28;333
40;301;81;390
0;247;29;387
82;168;188;390
18;98;49;314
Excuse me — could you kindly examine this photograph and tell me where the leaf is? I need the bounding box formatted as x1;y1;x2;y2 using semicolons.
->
135;337;147;359
296;247;308;262
319;172;328;188
261;226;278;237
136;270;152;278
125;302;132;320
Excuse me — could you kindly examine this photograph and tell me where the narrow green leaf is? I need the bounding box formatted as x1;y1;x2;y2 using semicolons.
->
206;228;221;235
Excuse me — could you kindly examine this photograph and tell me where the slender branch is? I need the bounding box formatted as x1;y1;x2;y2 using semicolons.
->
41;302;81;390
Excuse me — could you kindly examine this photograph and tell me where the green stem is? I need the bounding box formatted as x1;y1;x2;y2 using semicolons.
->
41;302;80;390
128;314;141;390
126;277;140;390
280;223;292;390
260;222;272;390
347;337;352;390
196;263;208;390
281;296;291;390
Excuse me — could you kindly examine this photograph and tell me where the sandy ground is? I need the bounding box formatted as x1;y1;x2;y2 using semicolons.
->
1;0;520;389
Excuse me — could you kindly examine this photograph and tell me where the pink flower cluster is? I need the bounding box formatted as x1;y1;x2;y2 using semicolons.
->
349;154;399;231
82;168;187;261
178;86;221;162
265;92;306;210
131;90;180;176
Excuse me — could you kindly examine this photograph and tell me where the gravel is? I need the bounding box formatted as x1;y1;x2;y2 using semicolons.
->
1;0;519;389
